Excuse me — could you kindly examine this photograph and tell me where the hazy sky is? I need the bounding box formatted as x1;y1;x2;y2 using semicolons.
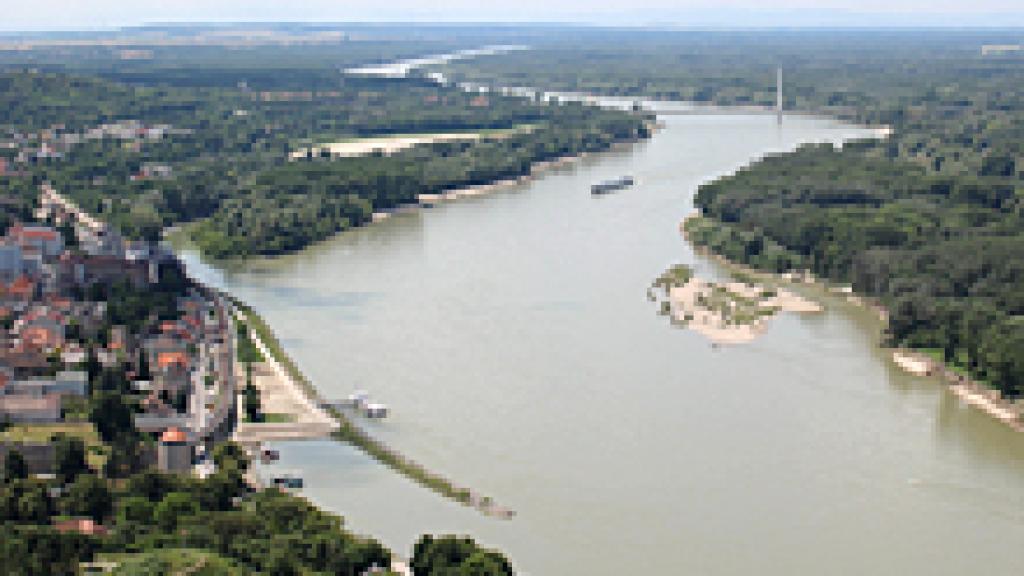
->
4;0;1024;31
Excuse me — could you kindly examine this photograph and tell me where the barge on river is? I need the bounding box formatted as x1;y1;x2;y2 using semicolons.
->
591;176;635;195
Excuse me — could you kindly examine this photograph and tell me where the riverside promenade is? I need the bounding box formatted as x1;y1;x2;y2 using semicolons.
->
230;306;338;443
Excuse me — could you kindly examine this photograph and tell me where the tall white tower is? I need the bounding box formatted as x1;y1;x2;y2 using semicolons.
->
776;67;783;124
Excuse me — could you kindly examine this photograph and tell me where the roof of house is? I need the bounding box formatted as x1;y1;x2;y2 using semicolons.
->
21;325;60;349
156;351;189;370
3;275;35;298
160;426;188;443
54;518;108;536
20;229;59;241
10;225;59;242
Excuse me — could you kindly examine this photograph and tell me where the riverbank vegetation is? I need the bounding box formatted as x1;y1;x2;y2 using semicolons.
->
1;442;393;575
445;30;1024;397
3;428;513;575
691;120;1024;398
0;38;649;256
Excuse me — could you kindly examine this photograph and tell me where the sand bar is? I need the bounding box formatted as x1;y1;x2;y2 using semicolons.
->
290;133;484;159
651;265;822;345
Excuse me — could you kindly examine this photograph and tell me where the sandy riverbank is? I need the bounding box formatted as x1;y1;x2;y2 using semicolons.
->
888;349;1024;432
372;142;633;222
950;383;1024;432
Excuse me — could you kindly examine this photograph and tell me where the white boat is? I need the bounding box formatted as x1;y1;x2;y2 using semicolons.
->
364;403;389;419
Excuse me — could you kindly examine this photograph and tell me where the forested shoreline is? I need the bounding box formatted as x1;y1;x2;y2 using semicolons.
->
2;439;514;575
442;31;1024;399
0;44;649;257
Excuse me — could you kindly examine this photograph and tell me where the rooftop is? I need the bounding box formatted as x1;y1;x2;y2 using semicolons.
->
160;426;188;443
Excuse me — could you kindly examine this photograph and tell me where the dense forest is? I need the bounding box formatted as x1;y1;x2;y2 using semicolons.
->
441;30;1024;398
2;438;512;575
0;36;649;255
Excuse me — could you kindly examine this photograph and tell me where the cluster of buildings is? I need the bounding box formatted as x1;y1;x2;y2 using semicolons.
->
0;185;237;474
0;120;191;167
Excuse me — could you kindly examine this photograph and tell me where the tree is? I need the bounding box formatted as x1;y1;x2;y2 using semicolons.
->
53;434;88;484
211;442;249;474
244;382;262;423
89;392;135;444
96;366;130;395
125;470;184;502
200;469;246;512
4;450;28;482
153;492;198;531
979;319;1024;397
0;525;96;576
137;349;151;381
63;474;112;523
263;543;300;576
103;436;144;479
116;495;154;525
15;481;53;523
412;535;513;576
85;346;101;386
459;551;515;576
58;221;78;248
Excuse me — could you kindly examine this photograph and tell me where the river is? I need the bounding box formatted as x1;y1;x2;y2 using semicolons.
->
180;109;1024;575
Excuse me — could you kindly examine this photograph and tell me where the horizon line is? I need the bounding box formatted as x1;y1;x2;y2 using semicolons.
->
2;21;1024;35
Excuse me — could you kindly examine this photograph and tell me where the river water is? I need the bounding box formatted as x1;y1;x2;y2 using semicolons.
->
181;111;1024;575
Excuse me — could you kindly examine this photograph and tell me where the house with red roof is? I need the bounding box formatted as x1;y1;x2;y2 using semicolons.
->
1;275;37;302
156;351;189;371
8;224;63;258
54;518;108;536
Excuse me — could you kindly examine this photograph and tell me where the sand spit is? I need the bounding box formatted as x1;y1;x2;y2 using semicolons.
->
950;383;1024;432
892;350;933;376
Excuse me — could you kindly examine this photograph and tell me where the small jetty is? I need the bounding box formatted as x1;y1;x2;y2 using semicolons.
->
591;176;635;195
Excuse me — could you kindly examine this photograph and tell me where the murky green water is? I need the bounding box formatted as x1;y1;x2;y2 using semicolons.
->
182;112;1024;575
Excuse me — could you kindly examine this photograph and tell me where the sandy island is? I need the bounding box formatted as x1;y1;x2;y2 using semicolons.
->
649;264;822;345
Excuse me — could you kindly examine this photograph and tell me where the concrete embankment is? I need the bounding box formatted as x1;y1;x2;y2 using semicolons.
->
226;296;515;519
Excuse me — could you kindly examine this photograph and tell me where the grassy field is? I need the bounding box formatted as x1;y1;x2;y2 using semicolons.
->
1;423;107;469
257;413;295;424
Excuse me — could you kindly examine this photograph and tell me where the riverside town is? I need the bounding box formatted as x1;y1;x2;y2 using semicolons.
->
3;7;1024;576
